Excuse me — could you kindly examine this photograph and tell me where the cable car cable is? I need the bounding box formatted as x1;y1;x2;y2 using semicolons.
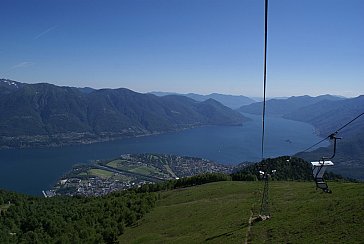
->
259;0;270;217
301;112;364;153
261;0;268;161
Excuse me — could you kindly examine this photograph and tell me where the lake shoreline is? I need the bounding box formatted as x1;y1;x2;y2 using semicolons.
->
0;124;244;150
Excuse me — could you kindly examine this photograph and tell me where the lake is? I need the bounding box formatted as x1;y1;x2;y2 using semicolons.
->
0;114;327;195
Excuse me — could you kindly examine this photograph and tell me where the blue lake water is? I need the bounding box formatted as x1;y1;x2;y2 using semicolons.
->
0;114;327;195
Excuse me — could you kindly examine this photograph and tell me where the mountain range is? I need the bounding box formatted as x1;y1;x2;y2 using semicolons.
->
238;94;344;116
150;91;256;109
0;79;247;148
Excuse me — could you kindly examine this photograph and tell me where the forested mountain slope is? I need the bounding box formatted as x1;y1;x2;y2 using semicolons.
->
284;95;364;136
0;79;247;148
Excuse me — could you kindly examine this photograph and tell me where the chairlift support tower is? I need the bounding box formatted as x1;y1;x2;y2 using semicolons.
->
260;170;269;216
259;168;276;217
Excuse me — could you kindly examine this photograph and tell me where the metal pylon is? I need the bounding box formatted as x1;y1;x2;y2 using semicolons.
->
260;174;270;216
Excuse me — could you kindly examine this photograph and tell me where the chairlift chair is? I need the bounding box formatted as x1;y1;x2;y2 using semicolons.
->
310;133;340;193
311;160;334;193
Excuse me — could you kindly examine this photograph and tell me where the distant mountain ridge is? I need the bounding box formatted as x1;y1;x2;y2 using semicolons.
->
0;79;25;95
0;79;248;148
284;95;364;136
238;94;344;116
150;91;256;109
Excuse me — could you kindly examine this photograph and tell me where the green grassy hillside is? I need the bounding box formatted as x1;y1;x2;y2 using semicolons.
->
120;181;364;243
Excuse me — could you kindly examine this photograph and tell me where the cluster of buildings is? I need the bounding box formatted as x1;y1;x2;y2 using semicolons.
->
48;153;234;197
171;157;231;177
52;176;150;197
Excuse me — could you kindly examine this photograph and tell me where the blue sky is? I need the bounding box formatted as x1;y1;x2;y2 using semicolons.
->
1;0;363;97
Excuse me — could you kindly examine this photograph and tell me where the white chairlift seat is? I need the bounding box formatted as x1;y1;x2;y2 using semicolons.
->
311;161;334;193
311;161;334;178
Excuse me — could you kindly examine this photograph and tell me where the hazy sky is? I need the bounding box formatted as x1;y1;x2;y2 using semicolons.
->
1;0;363;97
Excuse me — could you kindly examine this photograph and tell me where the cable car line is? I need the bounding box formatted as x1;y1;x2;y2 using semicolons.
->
259;0;271;218
332;112;364;134
261;0;268;161
301;112;364;153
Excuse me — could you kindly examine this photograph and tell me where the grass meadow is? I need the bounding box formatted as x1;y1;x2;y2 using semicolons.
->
120;181;364;243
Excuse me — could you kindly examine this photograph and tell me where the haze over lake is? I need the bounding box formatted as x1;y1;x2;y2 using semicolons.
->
0;113;327;195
